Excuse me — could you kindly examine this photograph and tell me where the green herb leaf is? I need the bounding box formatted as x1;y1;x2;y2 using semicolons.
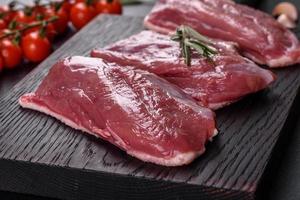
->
171;25;218;67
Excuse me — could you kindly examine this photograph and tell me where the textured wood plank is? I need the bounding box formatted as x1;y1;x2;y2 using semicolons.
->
0;11;300;200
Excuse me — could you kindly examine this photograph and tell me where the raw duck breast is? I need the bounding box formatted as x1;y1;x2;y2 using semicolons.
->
91;31;276;109
144;0;300;68
19;56;217;166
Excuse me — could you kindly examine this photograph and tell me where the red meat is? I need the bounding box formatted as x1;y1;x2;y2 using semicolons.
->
91;31;275;109
144;0;300;67
19;56;217;166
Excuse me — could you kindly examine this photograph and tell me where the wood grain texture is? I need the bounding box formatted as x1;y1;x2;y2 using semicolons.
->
0;14;300;200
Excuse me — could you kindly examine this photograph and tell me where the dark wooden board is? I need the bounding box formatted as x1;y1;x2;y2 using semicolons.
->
0;11;300;200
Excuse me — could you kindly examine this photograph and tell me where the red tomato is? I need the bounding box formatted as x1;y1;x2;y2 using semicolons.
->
44;6;69;34
53;7;69;34
0;39;22;69
0;19;7;29
0;55;4;72
25;23;57;41
14;10;36;25
21;31;51;63
96;0;122;15
62;0;73;13
45;23;57;41
0;6;9;17
0;5;15;23
33;4;47;18
70;2;97;30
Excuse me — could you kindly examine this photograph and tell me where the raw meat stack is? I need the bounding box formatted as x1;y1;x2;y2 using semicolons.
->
20;0;300;166
91;30;275;109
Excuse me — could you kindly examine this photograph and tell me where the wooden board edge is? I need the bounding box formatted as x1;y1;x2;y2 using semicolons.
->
255;87;300;198
0;158;255;200
0;14;299;199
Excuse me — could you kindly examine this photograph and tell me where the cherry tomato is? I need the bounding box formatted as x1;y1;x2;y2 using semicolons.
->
44;6;69;34
0;39;22;69
62;0;73;13
0;5;15;23
0;19;7;29
96;0;122;15
45;23;57;41
33;3;47;18
21;31;51;63
25;23;57;41
0;55;4;72
70;2;97;30
55;8;69;34
14;10;36;25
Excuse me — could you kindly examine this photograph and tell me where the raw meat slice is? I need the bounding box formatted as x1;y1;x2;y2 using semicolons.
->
91;31;276;109
19;56;217;166
144;0;300;68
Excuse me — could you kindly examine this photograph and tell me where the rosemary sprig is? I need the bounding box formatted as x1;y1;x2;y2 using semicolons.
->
171;25;217;67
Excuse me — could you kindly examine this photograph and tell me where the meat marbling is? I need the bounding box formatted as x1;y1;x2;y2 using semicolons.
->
19;56;217;166
91;31;276;109
144;0;300;68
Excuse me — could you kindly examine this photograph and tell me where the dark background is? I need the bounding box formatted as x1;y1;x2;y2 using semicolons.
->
0;0;299;199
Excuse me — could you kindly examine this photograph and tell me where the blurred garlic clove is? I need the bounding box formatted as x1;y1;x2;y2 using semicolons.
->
277;14;297;29
272;2;298;21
